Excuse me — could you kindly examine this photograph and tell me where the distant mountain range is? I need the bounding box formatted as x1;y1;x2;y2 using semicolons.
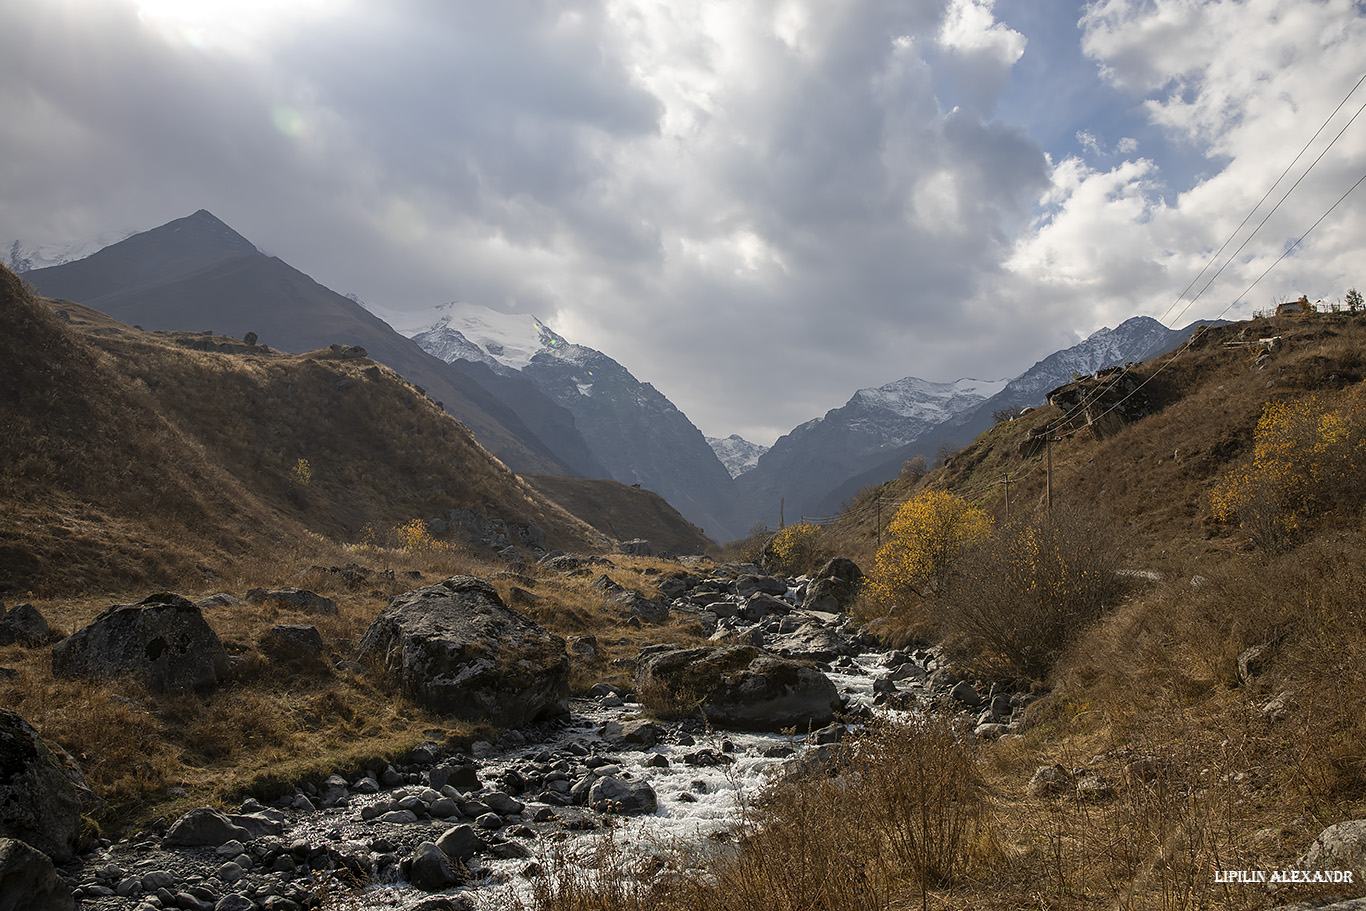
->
733;376;1007;527
22;210;1214;545
409;305;743;541
810;315;1212;516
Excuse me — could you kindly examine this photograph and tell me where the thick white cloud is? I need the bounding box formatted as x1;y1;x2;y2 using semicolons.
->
993;0;1366;342
1;0;1362;446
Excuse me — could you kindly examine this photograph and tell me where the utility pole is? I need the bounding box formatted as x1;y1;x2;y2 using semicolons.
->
876;499;882;549
1003;473;1010;519
1045;435;1055;518
779;498;785;529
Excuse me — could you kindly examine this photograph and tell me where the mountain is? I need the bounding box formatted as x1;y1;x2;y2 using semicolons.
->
733;375;1006;528
6;229;136;273
707;434;769;479
23;210;581;477
409;305;742;541
812;316;1210;514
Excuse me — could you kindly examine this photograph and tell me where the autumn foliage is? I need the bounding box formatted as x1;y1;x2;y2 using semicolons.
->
865;491;991;612
1210;384;1366;552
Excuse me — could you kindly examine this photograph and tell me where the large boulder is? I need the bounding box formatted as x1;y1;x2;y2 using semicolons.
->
636;645;840;732
357;576;570;725
802;558;864;613
0;710;97;862
50;593;229;692
0;838;75;910
163;807;251;848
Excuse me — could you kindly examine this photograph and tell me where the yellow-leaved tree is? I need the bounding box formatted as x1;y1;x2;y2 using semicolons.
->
866;490;991;614
1211;386;1366;552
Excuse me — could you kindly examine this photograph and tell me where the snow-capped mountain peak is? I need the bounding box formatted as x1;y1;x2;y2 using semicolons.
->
412;303;565;372
850;376;1009;422
7;229;138;272
707;434;770;478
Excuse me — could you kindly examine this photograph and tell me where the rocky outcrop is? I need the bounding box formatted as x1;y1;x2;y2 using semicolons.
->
357;576;569;725
50;593;230;692
636;645;840;731
0;837;75;910
0;710;97;862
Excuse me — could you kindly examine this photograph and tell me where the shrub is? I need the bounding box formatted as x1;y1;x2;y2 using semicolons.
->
938;504;1127;681
1210;385;1366;552
289;457;312;488
765;523;824;576
864;491;991;615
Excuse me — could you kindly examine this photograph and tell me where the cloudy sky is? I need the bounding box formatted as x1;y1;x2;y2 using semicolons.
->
3;0;1365;445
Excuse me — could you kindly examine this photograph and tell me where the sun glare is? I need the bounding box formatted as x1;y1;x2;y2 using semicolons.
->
130;0;336;51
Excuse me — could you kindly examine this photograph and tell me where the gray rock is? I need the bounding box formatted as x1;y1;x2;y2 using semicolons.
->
736;575;788;598
635;645;840;731
950;681;983;707
163;808;250;848
484;792;525;816
739;593;789;622
567;635;598;659
0;710;97;862
245;588;337;615
0;837;75;910
436;824;485;863
51;593;230;692
406;841;462;891
1237;642;1274;685
588;776;658;815
765;621;856;662
1027;765;1070;797
0;603;49;647
602;719;663;749
227;810;283;839
215;896;254;911
193;594;245;610
1299;819;1366;883
801;558;864;612
357;577;569;725
617;539;653;556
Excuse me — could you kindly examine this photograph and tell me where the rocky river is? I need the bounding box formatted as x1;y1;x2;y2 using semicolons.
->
2;558;1031;911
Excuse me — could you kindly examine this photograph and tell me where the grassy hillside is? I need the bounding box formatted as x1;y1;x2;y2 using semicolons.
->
525;474;716;556
0;266;603;595
706;311;1366;910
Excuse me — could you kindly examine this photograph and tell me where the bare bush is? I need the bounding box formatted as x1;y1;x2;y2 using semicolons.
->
939;504;1128;681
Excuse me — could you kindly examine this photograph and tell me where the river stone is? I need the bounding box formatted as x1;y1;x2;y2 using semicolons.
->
164;807;250;848
635;645;840;731
588;776;658;815
0;837;75;910
436;824;485;863
0;709;97;862
765;621;857;662
51;593;230;692
0;603;49;647
357;576;569;724
405;841;462;891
